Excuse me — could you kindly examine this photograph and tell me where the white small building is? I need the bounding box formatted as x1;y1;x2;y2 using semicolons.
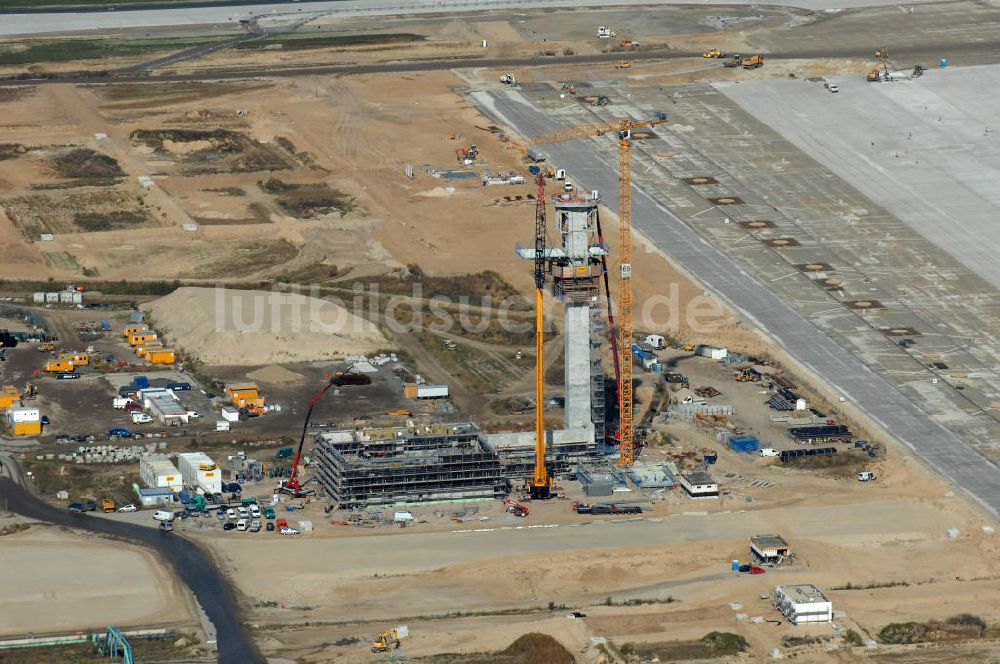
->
695;345;728;360
774;584;832;625
136;486;175;507
679;470;719;498
216;420;231;432
177;452;223;494
140;455;182;491
143;390;189;425
643;334;665;349
32;292;45;304
220;406;240;422
416;384;449;399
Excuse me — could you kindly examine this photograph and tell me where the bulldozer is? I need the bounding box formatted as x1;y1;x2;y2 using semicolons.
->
615;60;632;69
371;626;408;653
703;48;725;58
734;369;760;383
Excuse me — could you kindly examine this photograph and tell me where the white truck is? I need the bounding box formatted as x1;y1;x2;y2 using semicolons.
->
597;26;615;38
131;411;153;424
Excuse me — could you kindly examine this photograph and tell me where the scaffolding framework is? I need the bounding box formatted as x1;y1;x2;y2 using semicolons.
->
314;431;506;508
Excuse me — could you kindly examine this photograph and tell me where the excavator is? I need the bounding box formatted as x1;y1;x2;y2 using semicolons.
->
371;626;408;653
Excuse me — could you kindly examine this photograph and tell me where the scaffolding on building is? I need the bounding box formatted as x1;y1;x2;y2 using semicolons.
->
314;430;507;508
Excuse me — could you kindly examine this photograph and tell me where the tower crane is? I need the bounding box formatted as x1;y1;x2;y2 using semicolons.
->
528;171;552;498
508;114;667;467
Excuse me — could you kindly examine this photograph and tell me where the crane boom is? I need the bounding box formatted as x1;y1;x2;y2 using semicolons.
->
510;115;665;467
531;173;551;498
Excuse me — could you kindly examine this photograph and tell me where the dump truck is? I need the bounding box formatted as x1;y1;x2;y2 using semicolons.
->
44;360;74;373
742;55;764;69
703;48;725;58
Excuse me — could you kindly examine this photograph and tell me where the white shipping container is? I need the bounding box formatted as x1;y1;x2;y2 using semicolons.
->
216;420;230;432
220;406;240;422
8;407;40;423
58;292;73;303
71;292;83;304
416;384;449;399
177;452;222;494
45;292;60;303
140;456;182;491
695;345;728;360
32;292;45;303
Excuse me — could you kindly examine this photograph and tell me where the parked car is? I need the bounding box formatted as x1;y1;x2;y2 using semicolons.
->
153;510;174;522
236;519;248;531
131;412;153;424
226;508;237;519
749;565;766;575
280;527;300;536
263;506;276;520
266;521;275;532
159;521;173;532
250;520;261;532
124;402;142;412
84;500;97;512
828;84;839;93
223;522;236;531
108;427;133;439
40;415;50;426
237;507;249;518
68;502;86;513
249;505;261;519
759;448;779;457
56;372;81;380
858;471;877;482
117;503;137;513
188;411;203;419
167;382;192;391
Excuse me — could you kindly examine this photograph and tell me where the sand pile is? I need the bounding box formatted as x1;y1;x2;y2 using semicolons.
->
142;287;386;366
247;364;304;385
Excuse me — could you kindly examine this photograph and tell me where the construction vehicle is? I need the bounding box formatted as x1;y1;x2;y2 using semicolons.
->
735;368;761;382
21;382;37;400
620;39;640;49
868;46;890;82
504;499;529;517
456;144;478;164
682;343;695;352
742;55;764;69
561;82;577;95
703;48;725;58
371;626;408;653
592;95;610;107
912;64;925;77
500;73;516;85
278;378;337;497
508;114;668;467
615;60;632;69
37;341;55;352
101;498;116;513
723;54;743;68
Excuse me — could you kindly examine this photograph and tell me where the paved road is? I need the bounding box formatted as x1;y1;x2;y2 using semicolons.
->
0;0;959;37
472;89;1000;519
0;470;264;664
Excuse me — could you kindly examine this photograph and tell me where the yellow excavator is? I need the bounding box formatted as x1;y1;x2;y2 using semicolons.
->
371;626;408;653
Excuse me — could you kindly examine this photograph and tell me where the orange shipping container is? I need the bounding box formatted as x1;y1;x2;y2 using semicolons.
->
12;421;41;436
403;383;418;399
148;349;176;365
0;385;20;409
128;332;158;346
45;360;74;373
123;325;148;338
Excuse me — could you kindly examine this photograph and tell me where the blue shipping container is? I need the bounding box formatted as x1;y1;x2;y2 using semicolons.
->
728;435;759;453
134;375;149;389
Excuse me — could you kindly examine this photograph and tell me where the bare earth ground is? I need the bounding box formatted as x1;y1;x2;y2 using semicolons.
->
0;524;198;636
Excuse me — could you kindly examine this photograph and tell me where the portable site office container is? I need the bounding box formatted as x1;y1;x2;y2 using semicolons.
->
123;325;148;338
148;349;177;365
128;332;158;346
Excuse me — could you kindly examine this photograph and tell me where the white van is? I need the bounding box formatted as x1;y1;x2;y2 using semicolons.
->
858;471;877;482
131;412;153;424
759;448;779;457
236;519;248;531
153;510;174;522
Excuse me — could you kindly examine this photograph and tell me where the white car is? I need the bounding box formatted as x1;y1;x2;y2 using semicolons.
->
828;84;840;93
131;412;153;424
858;471;877;482
117;503;137;513
237;507;249;518
759;448;779;457
188;411;202;419
280;527;300;536
226;508;237;519
249;505;261;519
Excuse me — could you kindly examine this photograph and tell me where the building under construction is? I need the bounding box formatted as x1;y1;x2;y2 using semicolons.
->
313;425;601;507
313;429;507;508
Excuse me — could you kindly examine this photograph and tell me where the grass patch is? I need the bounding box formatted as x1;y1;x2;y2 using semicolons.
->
0;86;32;102
832;580;910;591
625;631;748;661
879;614;991;644
0;631;200;664
202;186;245;196
74;210;147;232
238;32;426;51
5;189;154;237
259;177;355;218
414;331;522;394
95;81;271;109
340;264;527;310
0;36;225;66
49;147;124;185
202;239;298;278
130;128;295;175
0;142;27;160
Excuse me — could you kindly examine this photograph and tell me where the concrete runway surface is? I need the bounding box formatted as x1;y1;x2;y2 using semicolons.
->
0;0;954;37
471;87;1000;519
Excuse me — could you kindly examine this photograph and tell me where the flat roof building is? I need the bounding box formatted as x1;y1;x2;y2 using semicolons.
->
679;470;719;498
751;534;791;565
774;584;832;625
143;391;189;425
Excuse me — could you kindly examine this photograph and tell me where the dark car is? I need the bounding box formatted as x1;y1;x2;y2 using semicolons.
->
223;522;237;531
738;564;752;573
83;500;97;512
56;372;81;380
167;382;191;391
40;416;50;426
124;402;142;412
175;511;189;519
266;522;275;532
108;427;132;438
68;502;86;513
159;522;173;532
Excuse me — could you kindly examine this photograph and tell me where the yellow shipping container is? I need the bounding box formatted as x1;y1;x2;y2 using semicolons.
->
12;421;41;436
123;325;148;338
402;383;418;399
225;383;259;397
0;385;20;409
128;332;158;346
44;360;74;373
136;342;162;357
148;349;176;365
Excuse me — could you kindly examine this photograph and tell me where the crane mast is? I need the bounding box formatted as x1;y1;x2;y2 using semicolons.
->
530;173;551;498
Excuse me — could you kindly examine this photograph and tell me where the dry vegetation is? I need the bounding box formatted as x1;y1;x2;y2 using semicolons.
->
5;189;155;236
49;147;124;184
129;128;295;174
258;177;355;218
416;633;575;664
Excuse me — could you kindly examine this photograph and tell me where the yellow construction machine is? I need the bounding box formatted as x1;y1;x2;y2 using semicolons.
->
703;48;724;58
370;625;408;653
615;60;632;69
